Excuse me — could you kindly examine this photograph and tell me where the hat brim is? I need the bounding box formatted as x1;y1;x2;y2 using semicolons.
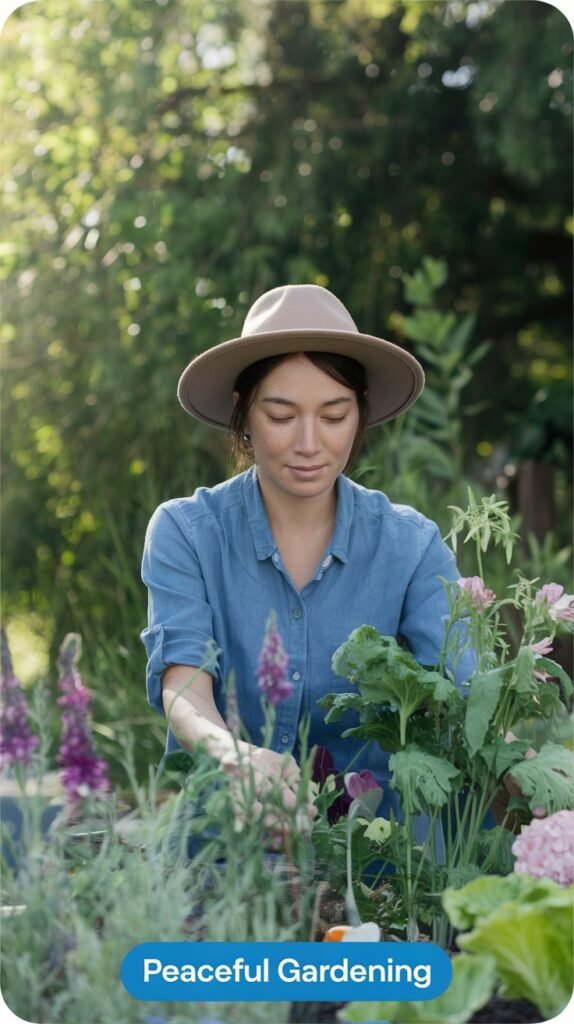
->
177;328;424;429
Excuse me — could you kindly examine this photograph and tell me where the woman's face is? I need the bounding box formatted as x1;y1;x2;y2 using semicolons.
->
245;353;360;503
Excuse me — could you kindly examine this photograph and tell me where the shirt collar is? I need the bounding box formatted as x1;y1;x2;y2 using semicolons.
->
241;465;352;564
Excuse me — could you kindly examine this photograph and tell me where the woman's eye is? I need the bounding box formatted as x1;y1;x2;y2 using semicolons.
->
268;416;293;423
323;416;346;423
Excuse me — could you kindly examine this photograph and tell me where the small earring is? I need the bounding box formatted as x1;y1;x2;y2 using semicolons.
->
243;432;251;443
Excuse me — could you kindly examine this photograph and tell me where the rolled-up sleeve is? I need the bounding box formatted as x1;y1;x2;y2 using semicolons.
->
140;503;218;714
399;520;475;686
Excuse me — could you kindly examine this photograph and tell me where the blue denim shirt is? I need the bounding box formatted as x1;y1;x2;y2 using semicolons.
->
141;467;472;802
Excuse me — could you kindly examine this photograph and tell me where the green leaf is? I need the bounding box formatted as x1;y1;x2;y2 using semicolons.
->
512;646;537;694
319;691;365;723
445;864;483;890
158;751;196;777
478;738;530;779
476;826;517;875
506;741;574;812
340;953;497;1024
535;656;574;702
442;872;564;930
390;745;461;813
464;668;506;757
332;628;455;747
457;885;574;1019
347;787;384;823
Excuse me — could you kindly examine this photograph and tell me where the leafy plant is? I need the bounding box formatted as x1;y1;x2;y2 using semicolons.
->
342;872;573;1023
321;494;574;944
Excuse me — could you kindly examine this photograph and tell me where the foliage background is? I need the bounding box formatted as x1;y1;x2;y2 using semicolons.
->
1;0;572;780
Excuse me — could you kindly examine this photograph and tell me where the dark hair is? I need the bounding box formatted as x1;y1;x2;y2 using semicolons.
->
229;351;369;473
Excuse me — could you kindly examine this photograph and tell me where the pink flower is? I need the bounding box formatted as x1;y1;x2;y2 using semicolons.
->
257;612;293;706
528;636;553;658
512;809;574;886
535;583;564;606
345;770;380;800
456;576;496;611
535;584;574;623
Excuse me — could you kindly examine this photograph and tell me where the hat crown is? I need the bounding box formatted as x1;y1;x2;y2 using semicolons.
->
242;284;358;337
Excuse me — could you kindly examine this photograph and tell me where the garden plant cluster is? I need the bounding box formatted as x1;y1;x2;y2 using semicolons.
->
1;493;573;1024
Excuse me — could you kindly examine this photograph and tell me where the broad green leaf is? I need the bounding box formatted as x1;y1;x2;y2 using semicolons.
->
319;691;365;723
464;667;506;757
506;741;574;812
390;745;461;813
535;656;574;702
442;873;563;930
332;628;454;747
340;953;496;1024
457;888;574;1019
478;738;530;779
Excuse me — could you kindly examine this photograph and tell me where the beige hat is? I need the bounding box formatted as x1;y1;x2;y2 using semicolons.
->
177;283;424;428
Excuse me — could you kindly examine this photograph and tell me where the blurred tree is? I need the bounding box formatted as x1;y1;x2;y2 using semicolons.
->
1;0;571;666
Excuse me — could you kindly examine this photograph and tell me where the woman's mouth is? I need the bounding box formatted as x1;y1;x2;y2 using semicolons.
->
287;465;325;479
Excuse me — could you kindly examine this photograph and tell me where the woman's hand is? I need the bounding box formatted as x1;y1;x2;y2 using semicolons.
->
221;744;318;840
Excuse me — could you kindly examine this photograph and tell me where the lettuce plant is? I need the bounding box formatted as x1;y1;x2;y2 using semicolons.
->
341;872;573;1023
320;493;574;943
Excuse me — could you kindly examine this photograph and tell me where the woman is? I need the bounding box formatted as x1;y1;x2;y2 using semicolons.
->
141;284;473;825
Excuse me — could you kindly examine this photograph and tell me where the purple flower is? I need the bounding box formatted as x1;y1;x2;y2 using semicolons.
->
456;576;496;611
312;745;352;823
512;809;574;886
0;625;39;770
345;770;380;800
57;634;109;803
256;612;293;706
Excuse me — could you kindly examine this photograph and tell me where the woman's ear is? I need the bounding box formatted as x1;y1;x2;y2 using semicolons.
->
232;390;239;406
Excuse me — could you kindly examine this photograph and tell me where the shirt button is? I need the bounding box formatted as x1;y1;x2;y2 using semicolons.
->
280;734;290;744
292;671;301;681
272;553;280;563
292;608;302;619
322;555;333;568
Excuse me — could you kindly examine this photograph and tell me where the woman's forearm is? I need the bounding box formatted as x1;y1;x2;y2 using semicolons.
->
161;664;250;765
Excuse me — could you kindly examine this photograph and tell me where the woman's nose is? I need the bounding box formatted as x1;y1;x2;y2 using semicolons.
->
293;417;320;454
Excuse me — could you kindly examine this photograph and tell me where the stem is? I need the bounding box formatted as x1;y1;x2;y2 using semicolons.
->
345;817;361;927
476;539;484;580
404;808;419;941
281;825;300;928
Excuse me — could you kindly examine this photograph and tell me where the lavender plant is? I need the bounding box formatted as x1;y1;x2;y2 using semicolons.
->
57;633;110;807
320;493;574;944
0;625;39;774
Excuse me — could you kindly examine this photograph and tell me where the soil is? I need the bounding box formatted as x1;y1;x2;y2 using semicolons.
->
288;995;544;1024
289;1001;347;1024
468;995;544;1023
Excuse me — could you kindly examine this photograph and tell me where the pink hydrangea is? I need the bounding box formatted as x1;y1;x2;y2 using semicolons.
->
512;809;574;886
535;584;574;623
456;576;496;611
